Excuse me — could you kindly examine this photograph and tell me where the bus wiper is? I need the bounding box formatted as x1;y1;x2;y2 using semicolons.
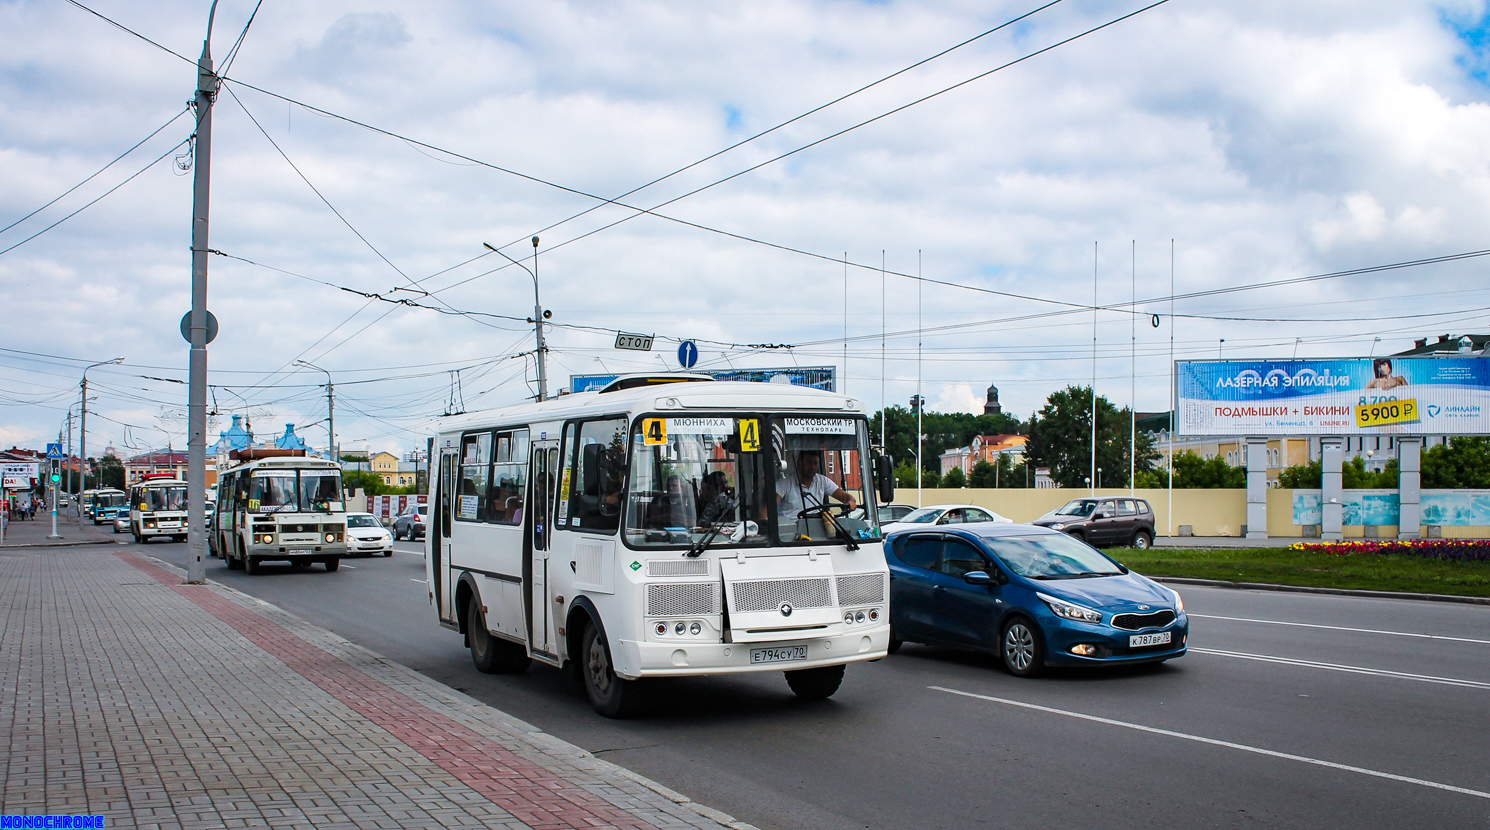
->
824;512;860;551
685;496;738;558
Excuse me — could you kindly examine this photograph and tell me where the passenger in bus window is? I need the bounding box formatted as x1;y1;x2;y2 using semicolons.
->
698;471;735;526
649;474;695;529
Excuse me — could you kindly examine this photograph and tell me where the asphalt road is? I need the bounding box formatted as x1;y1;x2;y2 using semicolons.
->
136;535;1490;830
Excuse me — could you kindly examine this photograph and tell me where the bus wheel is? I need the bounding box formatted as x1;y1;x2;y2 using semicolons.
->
324;557;340;572
467;595;531;674
785;664;845;700
887;624;903;655
581;619;642;718
244;555;260;575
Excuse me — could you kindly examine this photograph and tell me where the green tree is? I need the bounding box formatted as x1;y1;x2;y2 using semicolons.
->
941;466;967;488
1004;456;1031;488
968;460;997;488
1023;386;1158;488
98;455;126;490
343;469;390;495
1137;451;1245;489
1277;459;1321;489
1422;437;1490;488
870;406;1025;478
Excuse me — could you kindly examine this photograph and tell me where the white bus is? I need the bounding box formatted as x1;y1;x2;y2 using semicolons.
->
213;449;347;573
129;475;188;543
427;375;896;717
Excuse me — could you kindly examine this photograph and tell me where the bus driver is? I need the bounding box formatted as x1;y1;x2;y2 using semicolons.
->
776;451;856;531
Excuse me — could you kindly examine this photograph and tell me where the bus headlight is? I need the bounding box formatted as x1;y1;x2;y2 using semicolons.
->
259;534;273;545
325;533;335;543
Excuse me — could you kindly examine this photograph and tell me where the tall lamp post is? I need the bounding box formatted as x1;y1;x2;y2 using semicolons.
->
80;357;124;502
294;360;335;461
483;238;549;401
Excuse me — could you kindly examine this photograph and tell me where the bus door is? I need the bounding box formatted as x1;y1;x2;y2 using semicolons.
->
525;441;560;660
433;449;459;624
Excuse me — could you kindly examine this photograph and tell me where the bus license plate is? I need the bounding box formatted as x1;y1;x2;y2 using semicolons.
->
1129;632;1171;648
750;645;808;664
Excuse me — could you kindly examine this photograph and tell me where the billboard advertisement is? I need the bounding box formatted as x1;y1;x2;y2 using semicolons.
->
569;366;836;394
1177;357;1490;436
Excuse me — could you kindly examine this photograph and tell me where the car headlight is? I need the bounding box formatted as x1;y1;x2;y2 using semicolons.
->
1047;523;1065;530
1038;592;1103;624
1169;588;1185;614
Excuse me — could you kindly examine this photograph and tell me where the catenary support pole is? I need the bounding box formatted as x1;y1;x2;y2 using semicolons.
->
185;3;220;584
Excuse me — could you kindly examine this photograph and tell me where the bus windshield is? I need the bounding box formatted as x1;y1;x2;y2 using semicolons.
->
625;416;770;549
623;414;877;549
143;485;188;512
247;469;342;513
99;492;127;508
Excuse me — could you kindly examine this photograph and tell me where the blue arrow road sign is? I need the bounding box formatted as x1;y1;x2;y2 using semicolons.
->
677;340;699;369
46;443;62;460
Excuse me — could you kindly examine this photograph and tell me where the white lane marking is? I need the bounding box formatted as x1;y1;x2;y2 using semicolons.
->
341;564;356;569
1190;647;1490;690
929;685;1490;801
1190;614;1490;646
411;578;427;584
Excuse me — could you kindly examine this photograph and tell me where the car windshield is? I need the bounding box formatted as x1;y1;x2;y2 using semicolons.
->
1053;500;1097;517
347;515;379;528
899;507;942;524
981;533;1124;579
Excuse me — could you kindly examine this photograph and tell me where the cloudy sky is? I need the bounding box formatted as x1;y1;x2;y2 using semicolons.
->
3;0;1490;459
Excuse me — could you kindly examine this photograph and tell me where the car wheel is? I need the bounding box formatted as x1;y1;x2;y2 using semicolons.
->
1000;617;1045;678
1131;530;1153;550
324;557;340;572
785;664;845;700
581;619;643;718
887;623;903;655
467;594;531;675
383;549;393;557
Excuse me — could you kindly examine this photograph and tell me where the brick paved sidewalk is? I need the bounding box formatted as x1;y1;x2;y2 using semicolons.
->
1;508;120;547
0;548;758;830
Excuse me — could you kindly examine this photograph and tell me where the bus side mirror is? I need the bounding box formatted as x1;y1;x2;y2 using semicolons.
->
874;454;894;504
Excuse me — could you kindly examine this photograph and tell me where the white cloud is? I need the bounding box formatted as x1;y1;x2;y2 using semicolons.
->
4;0;1490;455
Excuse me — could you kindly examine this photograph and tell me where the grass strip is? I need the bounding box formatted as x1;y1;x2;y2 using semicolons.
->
1113;547;1490;598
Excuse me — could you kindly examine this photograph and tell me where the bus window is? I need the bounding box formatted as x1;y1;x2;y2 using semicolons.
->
249;471;297;512
490;429;529;525
624;416;769;548
457;432;492;522
770;416;872;544
564;418;626;534
299;470;343;512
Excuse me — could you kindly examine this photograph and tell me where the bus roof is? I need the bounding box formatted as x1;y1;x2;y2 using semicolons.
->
435;379;864;435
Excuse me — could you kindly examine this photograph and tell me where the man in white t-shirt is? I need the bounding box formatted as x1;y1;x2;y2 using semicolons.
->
776;451;856;527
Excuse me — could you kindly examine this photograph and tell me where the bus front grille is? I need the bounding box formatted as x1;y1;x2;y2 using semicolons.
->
646;582;721;617
647;559;711;577
834;573;885;607
730;578;833;613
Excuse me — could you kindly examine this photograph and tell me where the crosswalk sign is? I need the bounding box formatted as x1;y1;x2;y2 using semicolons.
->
46;443;62;460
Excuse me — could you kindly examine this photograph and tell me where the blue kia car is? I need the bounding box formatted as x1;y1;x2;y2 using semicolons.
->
885;522;1187;676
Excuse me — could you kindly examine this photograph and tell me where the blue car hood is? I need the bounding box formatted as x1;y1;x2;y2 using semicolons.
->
1030;572;1173;610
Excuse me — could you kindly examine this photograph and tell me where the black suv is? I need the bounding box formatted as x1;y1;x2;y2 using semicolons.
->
1030;497;1155;549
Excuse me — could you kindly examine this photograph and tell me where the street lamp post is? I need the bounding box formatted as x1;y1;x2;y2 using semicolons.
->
483;238;549;401
294;360;335;461
80;357;124;503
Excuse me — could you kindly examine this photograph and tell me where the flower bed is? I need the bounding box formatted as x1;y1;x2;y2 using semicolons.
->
1289;539;1490;562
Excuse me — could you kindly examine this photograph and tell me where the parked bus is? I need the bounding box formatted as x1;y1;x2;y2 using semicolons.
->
128;475;188;543
213;449;347;574
81;488;127;524
427;374;896;717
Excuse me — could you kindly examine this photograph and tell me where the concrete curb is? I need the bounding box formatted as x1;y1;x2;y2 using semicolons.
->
136;551;765;830
1154;576;1490;606
0;539;124;549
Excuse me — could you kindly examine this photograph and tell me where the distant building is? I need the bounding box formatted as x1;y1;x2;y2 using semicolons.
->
939;434;1027;477
983;383;1002;416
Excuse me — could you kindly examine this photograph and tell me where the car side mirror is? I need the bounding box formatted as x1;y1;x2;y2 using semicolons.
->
962;570;994;586
1093;512;1107;520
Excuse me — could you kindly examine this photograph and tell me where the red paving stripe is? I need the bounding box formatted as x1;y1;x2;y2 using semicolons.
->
119;552;656;830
